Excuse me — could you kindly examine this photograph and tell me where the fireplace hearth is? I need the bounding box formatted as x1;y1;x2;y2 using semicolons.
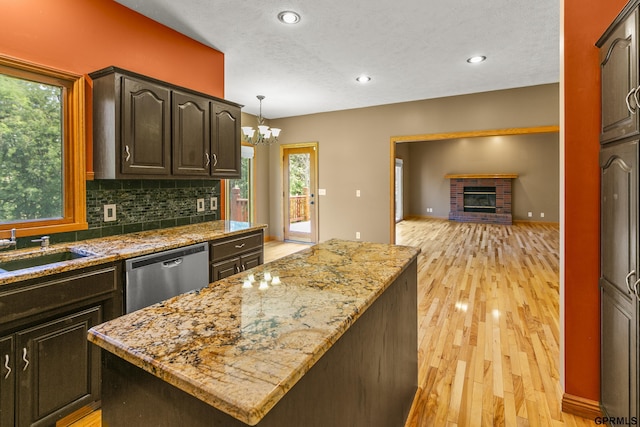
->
445;173;517;225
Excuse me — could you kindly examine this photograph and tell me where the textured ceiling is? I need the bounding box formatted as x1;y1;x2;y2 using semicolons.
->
115;0;559;119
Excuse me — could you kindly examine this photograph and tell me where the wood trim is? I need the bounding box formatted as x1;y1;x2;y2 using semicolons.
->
444;173;519;179
389;125;559;243
390;125;560;144
561;393;601;420
0;55;87;238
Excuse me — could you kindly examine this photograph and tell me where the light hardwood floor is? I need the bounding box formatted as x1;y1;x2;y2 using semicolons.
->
398;218;596;427
67;222;597;426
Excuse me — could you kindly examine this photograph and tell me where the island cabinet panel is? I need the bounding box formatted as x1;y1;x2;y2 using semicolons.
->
0;336;15;427
100;258;418;427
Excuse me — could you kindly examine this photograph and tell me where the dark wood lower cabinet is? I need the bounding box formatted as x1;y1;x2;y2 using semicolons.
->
0;264;121;426
209;231;264;282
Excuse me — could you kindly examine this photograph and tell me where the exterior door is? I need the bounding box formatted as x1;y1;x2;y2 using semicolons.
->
282;144;318;243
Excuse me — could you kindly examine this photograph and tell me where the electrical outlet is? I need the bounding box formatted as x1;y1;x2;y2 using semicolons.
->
197;198;205;212
356;190;361;197
319;189;326;196
527;212;532;218
356;231;361;239
210;197;218;211
540;212;545;218
104;204;116;222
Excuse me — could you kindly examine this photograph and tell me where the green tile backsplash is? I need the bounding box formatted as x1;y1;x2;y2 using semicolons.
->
14;179;221;249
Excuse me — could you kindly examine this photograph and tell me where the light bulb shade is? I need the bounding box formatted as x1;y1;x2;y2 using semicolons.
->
271;128;281;137
263;129;272;138
257;125;269;135
242;127;255;137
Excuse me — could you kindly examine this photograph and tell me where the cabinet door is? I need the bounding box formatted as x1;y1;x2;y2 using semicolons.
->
211;102;241;178
0;335;14;427
600;141;638;421
600;9;639;143
173;91;211;176
16;307;102;427
122;77;171;175
241;250;263;272
211;257;241;282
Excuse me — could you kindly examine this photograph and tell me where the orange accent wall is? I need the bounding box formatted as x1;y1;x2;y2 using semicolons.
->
564;0;628;401
0;0;225;175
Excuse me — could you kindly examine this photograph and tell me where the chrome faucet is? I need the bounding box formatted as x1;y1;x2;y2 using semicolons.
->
0;228;17;250
31;236;50;249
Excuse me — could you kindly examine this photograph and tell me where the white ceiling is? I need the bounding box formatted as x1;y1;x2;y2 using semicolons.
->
115;0;559;119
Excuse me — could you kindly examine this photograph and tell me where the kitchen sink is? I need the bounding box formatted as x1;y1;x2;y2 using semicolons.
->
0;250;90;273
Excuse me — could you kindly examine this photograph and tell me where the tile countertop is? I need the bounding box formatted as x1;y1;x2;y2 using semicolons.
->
0;221;267;286
87;239;420;426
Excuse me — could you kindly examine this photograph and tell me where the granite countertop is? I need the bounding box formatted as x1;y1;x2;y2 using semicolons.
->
0;221;267;286
87;239;420;426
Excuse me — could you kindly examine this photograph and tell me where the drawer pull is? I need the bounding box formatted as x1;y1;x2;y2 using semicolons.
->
235;243;245;249
3;355;10;379
22;348;29;371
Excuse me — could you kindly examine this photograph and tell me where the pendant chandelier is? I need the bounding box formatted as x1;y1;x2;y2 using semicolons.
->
241;95;281;145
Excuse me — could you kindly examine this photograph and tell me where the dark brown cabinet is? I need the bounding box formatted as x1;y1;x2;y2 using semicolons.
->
599;141;638;421
91;67;242;179
210;230;264;282
211;102;241;178
598;4;640;421
173;91;211;177
600;8;639;144
0;264;121;427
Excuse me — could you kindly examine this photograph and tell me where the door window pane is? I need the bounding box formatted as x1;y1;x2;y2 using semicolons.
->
227;156;252;222
0;74;63;222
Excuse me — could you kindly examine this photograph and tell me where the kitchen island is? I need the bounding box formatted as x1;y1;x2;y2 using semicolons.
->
88;239;420;427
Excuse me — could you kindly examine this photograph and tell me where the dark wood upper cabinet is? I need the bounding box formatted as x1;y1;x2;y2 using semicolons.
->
211;102;241;178
122;77;171;176
598;8;639;144
173;91;211;177
90;67;242;179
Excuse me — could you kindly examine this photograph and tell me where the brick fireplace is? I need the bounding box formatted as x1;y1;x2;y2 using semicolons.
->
445;173;518;225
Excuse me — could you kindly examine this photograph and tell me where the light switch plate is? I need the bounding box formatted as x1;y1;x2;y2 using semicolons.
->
104;204;117;222
210;197;218;211
318;189;326;196
197;198;205;212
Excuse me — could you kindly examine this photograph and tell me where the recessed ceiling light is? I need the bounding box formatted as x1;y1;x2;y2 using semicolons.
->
467;56;487;64
356;75;371;83
278;11;301;24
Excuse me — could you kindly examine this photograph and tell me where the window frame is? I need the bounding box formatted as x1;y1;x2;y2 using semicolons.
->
223;143;255;223
0;55;86;239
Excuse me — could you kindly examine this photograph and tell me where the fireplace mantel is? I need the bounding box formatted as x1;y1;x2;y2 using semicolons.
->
444;173;518;179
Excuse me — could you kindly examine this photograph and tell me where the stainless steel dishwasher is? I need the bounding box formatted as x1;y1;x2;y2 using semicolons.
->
124;242;209;313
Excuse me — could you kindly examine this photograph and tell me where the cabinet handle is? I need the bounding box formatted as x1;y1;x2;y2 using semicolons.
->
235;243;245;249
22;348;29;371
242;264;246;271
124;145;132;162
3;355;10;379
234;265;240;274
205;152;211;167
626;88;637;114
626;270;637;294
634;278;640;299
634;87;640;113
213;153;218;167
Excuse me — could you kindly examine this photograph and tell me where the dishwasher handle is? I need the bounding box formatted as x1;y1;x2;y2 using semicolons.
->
162;258;184;268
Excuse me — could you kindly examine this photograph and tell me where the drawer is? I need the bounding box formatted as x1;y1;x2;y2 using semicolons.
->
0;265;118;325
210;231;263;261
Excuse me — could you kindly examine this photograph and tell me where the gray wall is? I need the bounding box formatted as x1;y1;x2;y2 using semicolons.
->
254;83;559;244
400;133;559;222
